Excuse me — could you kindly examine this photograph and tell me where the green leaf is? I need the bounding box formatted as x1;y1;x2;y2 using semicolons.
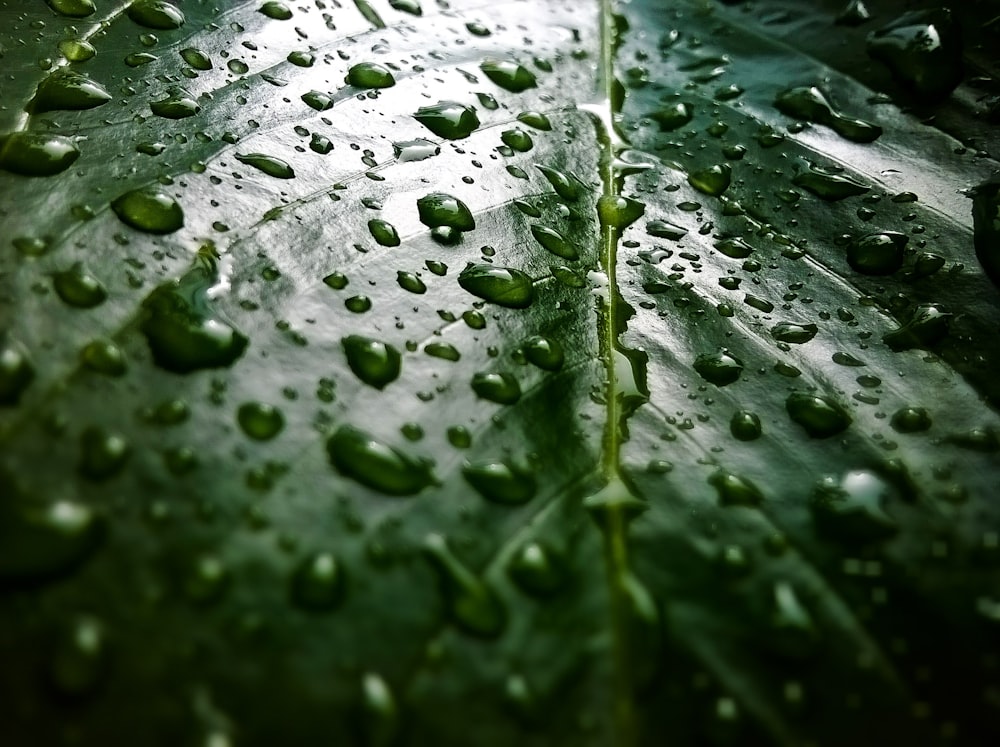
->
1;0;998;745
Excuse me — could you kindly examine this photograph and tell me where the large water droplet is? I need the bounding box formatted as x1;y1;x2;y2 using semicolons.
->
598;195;645;229
111;187;184;234
786;393;852;437
140;254;248;373
327;425;434;495
774;86;882;143
501;128;533;152
347;62;395;89
237;402;285;440
47;0;95;18
290;552;344;612
507;541;566;596
423;534;506;637
883;303;950;351
0;132;80;177
847;231;907;275
180;47;212;70
417;193;475;231
259;1;292;20
693;349;743;386
80;340;127;377
0;496;104;585
368;219;400;247
127;0;185;29
709;470;764;506
150;87;200;119
342;336;401;389
235;153;295;179
730;410;762;440
771;321;818;344
30;70;111;113
648;101;693;130
522;335;563;371
414;101;479;139
867;10;962;98
890;406;932;433
0;335;35;405
812;470;898;543
536;165;579;201
480;59;537;92
458;263;533;308
462;461;536;504
688;163;731;197
52;264;106;308
471;372;521;404
530;224;577;260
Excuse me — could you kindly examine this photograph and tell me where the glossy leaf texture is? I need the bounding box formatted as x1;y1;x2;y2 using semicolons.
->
0;1;998;746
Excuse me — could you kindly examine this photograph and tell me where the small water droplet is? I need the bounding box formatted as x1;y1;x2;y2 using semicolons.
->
522;335;564;371
812;470;898;542
150;87;200;119
458;263;533;308
688;163;731;197
471;372;521;404
770;322;818;344
709;469;764;506
258;1;292;20
290;552;344;612
80;340;126;376
78;427;130;481
648;101;693;130
693;349;743;386
237;402;285;440
847;231;907;275
890;406;932;433
507;541;566;596
347;62;395;88
536;165;579;201
500;128;533;152
112;187;184;234
180;47;212;70
730;410;762;440
52;264;106;308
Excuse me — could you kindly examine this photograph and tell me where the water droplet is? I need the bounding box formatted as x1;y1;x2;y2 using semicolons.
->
140;254;248;373
648;101;693;130
48;615;108;696
425;341;460;361
522;335;564;371
368;219;400;247
417;192;474;232
259;1;292;20
812;470;898;542
767;582;818;659
500;128;533;152
714;236;754;259
347;62;395;89
47;0;95;18
360;673;398;747
786;393;852;438
836;0;872;26
793;170;869;201
0;335;34;406
301;90;333;111
111;187;184;234
517;111;551;130
423;533;506;637
709;470;763;506
463;461;535;504
730;410;762;440
327;425;434;495
883;303;950;351
536;165;579;201
646;219;687;240
150;87;200;119
693;349;743;386
0;132;80;177
323;271;348;290
183;554;229;605
0;495;104;584
890;406;932;433
393;139;439;162
397;271;426;293
180;47;212;70
471;372;521;404
237;402;284;440
598;195;645;229
78;427;130;481
507;541;566;596
290;552;344;611
770;322;818;344
480;59;537;92
414;101;480;140
774;86;882;143
58;39;96;61
30;70;111;113
846;231;907;275
345;295;373;313
286;51;314;67
342;336;401;389
447;425;471;448
458;263;533;308
235;152;295;179
388;0;421;15
972;177;1000;288
127;0;185;29
52;264;106;309
688;163;731;197
80;340;126;376
867;10;962;98
530;224;577;260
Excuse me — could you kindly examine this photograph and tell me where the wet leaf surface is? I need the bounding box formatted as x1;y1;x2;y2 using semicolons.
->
0;1;997;745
